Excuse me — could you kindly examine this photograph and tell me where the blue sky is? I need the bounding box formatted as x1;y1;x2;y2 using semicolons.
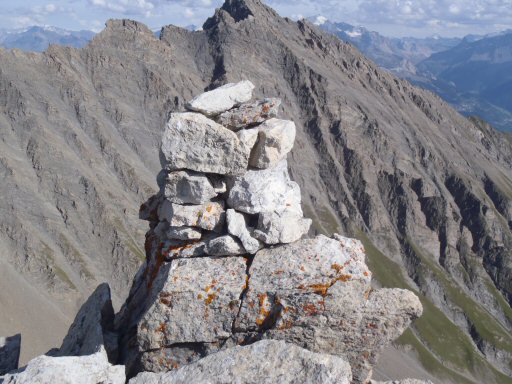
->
0;0;511;37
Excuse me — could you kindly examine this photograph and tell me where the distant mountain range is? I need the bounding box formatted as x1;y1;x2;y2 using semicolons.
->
1;21;511;132
311;16;512;132
0;26;95;52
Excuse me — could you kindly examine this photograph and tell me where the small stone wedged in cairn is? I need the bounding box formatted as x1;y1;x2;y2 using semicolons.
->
115;81;423;384
227;159;302;215
216;98;281;130
160;170;220;205
226;208;262;254
157;200;225;232
250;118;296;169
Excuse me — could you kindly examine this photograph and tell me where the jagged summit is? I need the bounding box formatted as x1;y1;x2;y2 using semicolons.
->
203;0;280;29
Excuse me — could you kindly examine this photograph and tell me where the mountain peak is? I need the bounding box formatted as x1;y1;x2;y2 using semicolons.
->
203;0;279;29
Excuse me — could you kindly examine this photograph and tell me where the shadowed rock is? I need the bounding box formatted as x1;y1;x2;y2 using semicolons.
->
0;334;21;375
55;284;117;362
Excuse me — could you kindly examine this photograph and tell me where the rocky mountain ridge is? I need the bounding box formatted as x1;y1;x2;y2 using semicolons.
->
313;18;512;132
0;0;511;382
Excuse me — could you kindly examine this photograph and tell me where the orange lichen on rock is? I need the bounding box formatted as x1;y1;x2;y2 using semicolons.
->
147;242;166;289
255;293;271;327
305;274;353;297
331;263;344;274
303;303;320;316
204;292;218;305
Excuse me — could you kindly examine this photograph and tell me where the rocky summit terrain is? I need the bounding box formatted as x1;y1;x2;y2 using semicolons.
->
1;82;424;383
0;0;511;383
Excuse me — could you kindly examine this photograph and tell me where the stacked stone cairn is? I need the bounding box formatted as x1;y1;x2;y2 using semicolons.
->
113;80;423;383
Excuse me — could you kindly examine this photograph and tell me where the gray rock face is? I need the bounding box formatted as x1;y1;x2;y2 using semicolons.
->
216;98;281;130
0;334;21;375
226;209;262;254
157;200;225;232
227;160;302;215
250;118;296;169
186;80;255;116
56;283;117;362
128;340;352;384
132;256;247;372
161;171;219;204
235;235;422;383
1;351;125;384
160;112;254;175
254;209;312;244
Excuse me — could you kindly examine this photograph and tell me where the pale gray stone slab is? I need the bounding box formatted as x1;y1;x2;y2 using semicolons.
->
185;80;254;116
129;340;352;384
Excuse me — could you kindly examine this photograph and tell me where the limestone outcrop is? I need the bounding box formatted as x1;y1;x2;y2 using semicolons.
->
114;81;423;383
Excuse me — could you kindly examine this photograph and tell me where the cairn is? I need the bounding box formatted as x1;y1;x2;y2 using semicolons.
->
115;81;423;383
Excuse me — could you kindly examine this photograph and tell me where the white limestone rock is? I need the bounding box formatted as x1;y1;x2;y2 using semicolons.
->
160;112;254;175
129;340;352;384
216;98;281;130
253;209;312;244
227;160;302;215
234;234;422;383
2;351;125;384
186;80;255;116
0;334;20;375
250;118;296;169
226;209;262;254
157;200;225;232
162;171;219;205
135;257;247;356
205;235;246;256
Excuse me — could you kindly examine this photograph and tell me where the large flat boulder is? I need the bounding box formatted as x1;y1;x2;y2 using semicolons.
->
235;235;423;383
186;80;254;116
132;256;247;373
129;340;352;384
160;112;254;175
